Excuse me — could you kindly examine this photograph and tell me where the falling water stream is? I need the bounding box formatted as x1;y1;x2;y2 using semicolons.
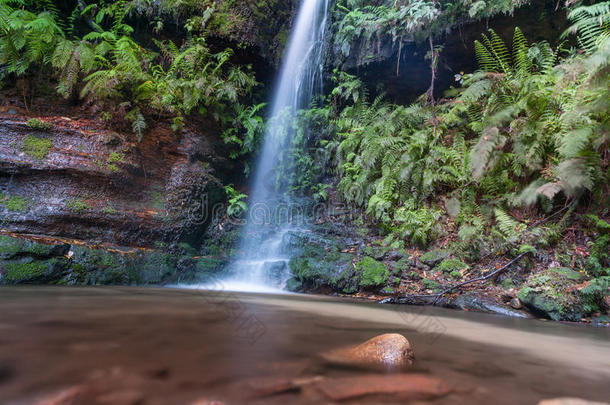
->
215;0;330;292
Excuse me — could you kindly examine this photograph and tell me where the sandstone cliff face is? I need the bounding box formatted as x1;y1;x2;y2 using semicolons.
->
0;113;229;248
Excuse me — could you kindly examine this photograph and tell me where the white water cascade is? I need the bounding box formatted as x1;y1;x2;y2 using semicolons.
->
218;0;330;292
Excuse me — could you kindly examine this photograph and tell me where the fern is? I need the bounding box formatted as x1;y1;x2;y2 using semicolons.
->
564;2;610;54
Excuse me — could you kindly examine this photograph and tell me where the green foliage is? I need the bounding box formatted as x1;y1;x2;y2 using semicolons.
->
26;118;52;130
328;21;608;254
3;0;260;142
21;135;52;159
332;83;465;246
332;0;532;68
585;215;610;278
581;276;610;313
222;102;266;165
563;2;610;55
461;28;608;205
224;185;247;217
0;1;64;80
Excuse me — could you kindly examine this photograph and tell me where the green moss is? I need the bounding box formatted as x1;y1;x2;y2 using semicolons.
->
106;152;124;173
438;258;469;274
149;191;165;210
22;135;52;159
0;235;24;258
3;260;48;281
0;236;64;259
422;278;441;291
107;152;124;163
288;242;355;292
420;249;449;266
381;286;394;294
102;205;117;214
26;118;53;131
501;277;516;289
0;193;31;212
449;270;462;279
66;199;91;212
392;276;401;285
549;267;583;281
356;256;389;288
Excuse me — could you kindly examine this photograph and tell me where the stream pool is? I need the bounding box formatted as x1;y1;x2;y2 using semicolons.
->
0;287;608;404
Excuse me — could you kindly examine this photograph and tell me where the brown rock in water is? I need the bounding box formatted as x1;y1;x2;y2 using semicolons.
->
538;399;610;405
321;333;414;371
315;374;451;401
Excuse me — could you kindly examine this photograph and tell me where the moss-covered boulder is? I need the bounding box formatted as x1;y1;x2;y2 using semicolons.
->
518;267;585;321
0;236;72;284
0;257;69;284
356;256;389;288
287;232;356;293
437;258;469;279
420;249;449;267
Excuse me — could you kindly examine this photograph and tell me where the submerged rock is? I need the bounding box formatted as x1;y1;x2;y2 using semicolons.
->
315;374;451;401
321;333;414;371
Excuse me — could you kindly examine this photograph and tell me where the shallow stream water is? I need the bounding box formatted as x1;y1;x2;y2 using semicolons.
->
0;287;609;404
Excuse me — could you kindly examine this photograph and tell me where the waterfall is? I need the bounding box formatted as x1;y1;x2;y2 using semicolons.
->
221;0;330;292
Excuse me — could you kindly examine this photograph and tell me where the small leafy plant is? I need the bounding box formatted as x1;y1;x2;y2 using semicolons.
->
225;185;247;217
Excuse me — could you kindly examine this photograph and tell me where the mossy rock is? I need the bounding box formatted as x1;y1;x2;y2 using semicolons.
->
518;267;586;321
362;245;390;260
549;267;583;281
0;235;69;260
285;277;302;292
288;242;355;293
420;249;449;266
356;256;389;288
1;257;69;284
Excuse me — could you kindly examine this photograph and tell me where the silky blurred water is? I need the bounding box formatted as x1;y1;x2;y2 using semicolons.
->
1;287;609;404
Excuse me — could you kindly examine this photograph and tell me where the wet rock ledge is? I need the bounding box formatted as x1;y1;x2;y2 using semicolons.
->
0;115;229;247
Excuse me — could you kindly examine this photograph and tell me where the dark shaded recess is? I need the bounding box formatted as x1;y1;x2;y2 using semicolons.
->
350;0;569;104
